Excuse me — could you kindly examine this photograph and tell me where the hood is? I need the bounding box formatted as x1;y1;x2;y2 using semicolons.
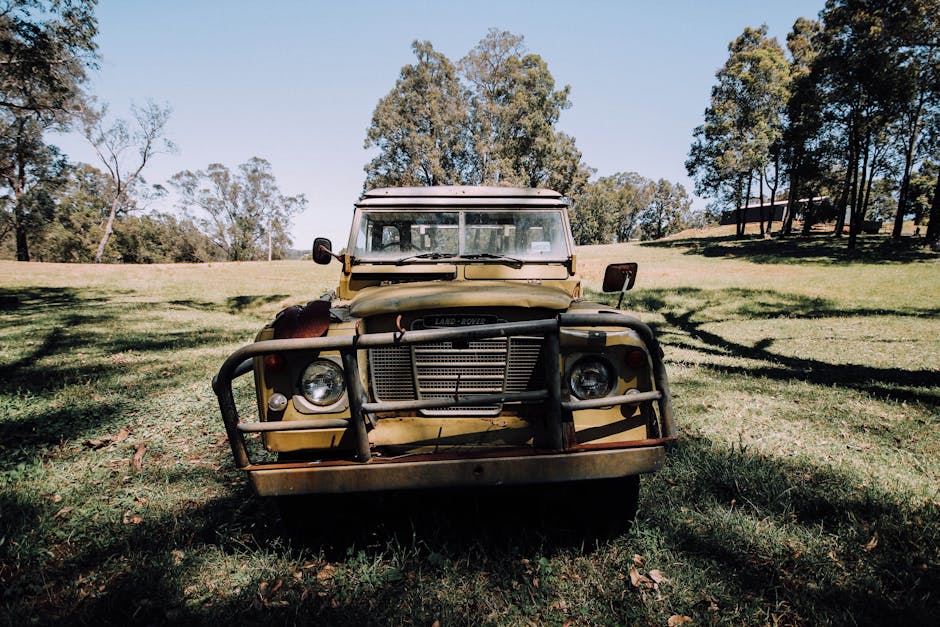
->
348;280;572;318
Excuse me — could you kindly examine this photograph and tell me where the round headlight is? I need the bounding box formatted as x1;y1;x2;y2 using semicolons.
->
299;360;346;406
569;356;615;400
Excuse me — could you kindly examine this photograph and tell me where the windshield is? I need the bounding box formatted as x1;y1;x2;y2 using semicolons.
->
353;209;570;261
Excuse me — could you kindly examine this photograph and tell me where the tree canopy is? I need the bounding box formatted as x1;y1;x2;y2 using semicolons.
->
171;157;307;262
0;0;97;261
364;30;591;198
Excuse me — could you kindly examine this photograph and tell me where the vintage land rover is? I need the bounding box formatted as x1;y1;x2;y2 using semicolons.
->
213;186;675;508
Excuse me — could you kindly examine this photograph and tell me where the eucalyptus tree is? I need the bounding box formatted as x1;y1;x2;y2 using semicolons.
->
364;41;471;189
172;157;306;262
80;99;175;263
568;172;651;244
887;0;940;239
815;0;913;248
459;29;590;196
687;26;790;238
638;179;693;240
780;16;826;235
364;31;590;198
0;0;97;260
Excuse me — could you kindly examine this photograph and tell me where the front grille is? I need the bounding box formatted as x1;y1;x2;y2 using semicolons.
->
368;327;543;416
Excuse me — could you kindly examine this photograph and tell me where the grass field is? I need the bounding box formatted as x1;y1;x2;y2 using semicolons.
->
1;233;938;625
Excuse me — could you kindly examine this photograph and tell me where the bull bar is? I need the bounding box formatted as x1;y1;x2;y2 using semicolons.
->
212;313;677;495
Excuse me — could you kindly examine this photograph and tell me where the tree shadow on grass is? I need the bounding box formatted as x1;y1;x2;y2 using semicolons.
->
620;287;939;407
0;287;258;453
169;294;290;315
641;233;939;265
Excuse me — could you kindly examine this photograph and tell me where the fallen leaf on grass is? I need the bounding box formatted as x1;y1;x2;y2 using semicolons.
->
85;427;131;449
54;506;74;518
122;511;143;524
171;550;185;565
863;531;879;552
649;569;669;584
632;554;645;566
316;564;335;581
132;444;147;471
258;579;283;608
629;567;654;590
668;615;693;626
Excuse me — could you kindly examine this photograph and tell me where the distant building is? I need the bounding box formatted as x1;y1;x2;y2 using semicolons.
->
719;196;829;225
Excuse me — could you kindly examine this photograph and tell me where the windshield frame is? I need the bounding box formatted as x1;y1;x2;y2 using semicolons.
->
348;207;574;264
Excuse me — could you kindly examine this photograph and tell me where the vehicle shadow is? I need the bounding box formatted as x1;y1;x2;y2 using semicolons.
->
8;435;933;626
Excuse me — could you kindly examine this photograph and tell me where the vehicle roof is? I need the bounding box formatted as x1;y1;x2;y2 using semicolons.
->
357;186;567;208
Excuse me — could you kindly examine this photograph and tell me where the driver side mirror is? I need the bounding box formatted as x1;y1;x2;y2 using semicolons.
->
312;237;333;265
602;262;638;309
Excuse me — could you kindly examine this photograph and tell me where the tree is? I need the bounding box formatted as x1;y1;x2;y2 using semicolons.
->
638;179;694;240
171;157;307;262
888;0;940;239
80;99;175;263
460;29;591;196
0;0;97;260
0;0;97;117
37;162;109;262
687;26;791;238
0;115;66;259
568;172;651;244
364;41;471;189
363;31;591;197
110;213;223;264
781;16;826;236
814;0;915;249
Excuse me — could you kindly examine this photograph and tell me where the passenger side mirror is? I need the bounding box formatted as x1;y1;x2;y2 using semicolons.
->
313;237;333;265
602;262;638;309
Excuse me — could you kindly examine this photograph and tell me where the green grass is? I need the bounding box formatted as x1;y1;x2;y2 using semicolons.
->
0;239;938;626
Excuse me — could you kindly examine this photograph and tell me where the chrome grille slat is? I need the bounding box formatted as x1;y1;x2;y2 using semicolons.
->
368;322;544;416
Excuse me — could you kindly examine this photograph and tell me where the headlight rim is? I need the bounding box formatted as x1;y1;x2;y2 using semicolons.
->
567;354;617;401
298;358;347;407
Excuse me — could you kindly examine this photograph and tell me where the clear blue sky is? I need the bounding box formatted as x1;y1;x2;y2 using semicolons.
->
52;0;825;248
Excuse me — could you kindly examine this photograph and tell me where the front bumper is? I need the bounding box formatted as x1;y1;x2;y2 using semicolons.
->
247;444;668;496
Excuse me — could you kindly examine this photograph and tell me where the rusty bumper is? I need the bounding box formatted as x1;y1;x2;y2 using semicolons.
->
246;445;667;496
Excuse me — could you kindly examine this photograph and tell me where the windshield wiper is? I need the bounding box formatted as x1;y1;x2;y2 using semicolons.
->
395;252;457;265
459;253;524;268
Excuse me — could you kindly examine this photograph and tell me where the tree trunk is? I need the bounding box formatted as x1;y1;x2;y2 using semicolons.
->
802;196;815;235
14;208;30;261
848;131;870;251
833;139;854;238
925;168;940;247
758;171;766;236
94;195;122;263
783;176;799;236
893;93;924;240
738;171;753;239
767;152;779;236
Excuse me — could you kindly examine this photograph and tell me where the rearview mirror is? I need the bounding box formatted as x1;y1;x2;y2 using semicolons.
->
313;237;333;265
602;262;638;309
602;262;638;292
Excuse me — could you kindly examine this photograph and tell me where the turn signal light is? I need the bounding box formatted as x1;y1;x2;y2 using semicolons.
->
264;354;285;373
625;350;647;369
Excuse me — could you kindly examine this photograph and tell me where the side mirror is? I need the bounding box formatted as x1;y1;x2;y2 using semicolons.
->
602;262;638;309
313;237;333;265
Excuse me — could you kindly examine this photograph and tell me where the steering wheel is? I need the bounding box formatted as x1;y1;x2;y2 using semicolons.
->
375;241;415;251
